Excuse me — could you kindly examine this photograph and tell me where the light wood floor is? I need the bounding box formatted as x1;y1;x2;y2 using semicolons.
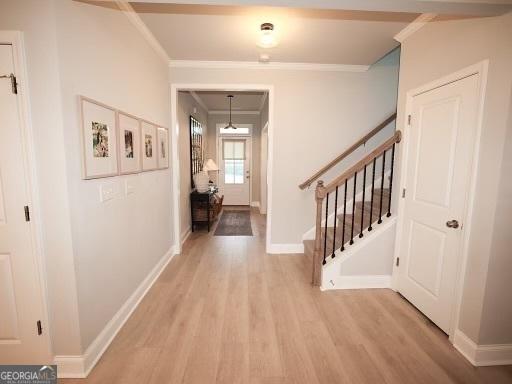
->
61;208;512;384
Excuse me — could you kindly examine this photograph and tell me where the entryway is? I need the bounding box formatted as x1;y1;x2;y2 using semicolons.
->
396;68;483;335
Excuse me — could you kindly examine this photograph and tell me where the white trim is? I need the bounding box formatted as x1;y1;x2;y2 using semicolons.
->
394;13;437;43
321;275;392;291
267;243;304;254
392;61;489;341
209;110;260;115
114;1;170;63
181;226;192;246
56;245;177;378
259;92;268;112
169;60;369;72
189;91;209;113
250;201;260;208
171;83;275;254
453;330;512;366
0;30;53;362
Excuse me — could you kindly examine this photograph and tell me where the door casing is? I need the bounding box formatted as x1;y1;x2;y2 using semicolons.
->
0;30;52;361
392;60;489;341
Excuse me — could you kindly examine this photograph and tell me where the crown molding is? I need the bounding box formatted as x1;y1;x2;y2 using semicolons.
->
394;13;437;43
169;60;369;72
115;1;170;63
189;91;209;112
209;110;260;115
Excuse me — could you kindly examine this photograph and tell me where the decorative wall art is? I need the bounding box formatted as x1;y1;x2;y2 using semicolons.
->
141;120;158;171
157;127;169;169
80;96;118;179
118;112;141;174
189;115;204;187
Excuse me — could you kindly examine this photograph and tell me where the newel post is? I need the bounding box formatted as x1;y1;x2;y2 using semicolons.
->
312;180;326;286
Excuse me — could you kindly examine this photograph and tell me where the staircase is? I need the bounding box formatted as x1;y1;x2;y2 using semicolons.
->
299;113;401;286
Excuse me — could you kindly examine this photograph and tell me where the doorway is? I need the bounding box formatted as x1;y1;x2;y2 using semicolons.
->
0;41;49;363
396;68;484;335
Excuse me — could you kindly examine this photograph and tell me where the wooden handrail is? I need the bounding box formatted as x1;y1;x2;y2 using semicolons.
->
299;112;397;190
318;130;401;197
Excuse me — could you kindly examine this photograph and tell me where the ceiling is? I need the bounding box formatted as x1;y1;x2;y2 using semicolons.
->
133;3;419;65
192;91;266;111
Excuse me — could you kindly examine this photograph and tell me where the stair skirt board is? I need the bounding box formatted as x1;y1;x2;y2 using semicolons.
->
321;275;392;291
302;170;391;241
321;217;397;290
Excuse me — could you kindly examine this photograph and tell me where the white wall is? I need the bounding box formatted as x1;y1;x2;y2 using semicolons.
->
177;91;208;239
54;0;173;350
1;0;173;356
396;12;512;345
207;113;262;203
170;49;400;246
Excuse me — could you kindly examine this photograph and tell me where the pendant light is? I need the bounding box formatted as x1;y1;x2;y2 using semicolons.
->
225;95;237;129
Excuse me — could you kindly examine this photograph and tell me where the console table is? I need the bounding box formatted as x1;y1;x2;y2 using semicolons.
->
190;187;223;232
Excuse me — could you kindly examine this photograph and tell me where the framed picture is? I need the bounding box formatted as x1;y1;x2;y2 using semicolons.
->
189;115;204;187
141;120;158;171
157;127;169;169
118;112;141;174
80;96;118;179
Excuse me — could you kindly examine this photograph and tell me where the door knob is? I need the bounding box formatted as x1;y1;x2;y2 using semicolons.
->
446;220;459;229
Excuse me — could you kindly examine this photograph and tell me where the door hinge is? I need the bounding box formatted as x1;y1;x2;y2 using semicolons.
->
1;73;18;94
37;320;43;336
396;257;400;267
24;206;30;222
407;115;411;125
402;188;406;198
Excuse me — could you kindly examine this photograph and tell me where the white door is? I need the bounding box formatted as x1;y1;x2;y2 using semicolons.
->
0;44;49;363
219;138;251;205
397;74;479;334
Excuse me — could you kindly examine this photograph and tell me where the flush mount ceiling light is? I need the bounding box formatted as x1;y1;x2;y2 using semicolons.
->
258;23;278;49
224;95;237;130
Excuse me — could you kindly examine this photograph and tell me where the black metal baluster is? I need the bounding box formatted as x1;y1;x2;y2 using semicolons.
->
341;180;348;251
350;172;357;245
387;144;396;217
378;151;386;224
331;186;339;258
368;158;376;231
323;193;329;265
359;165;367;238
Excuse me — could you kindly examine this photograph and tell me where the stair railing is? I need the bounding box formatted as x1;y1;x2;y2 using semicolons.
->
311;130;401;285
299;112;397;190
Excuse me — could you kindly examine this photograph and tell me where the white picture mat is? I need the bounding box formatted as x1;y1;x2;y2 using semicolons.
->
118;113;141;174
81;98;118;179
157;127;169;169
141;121;158;171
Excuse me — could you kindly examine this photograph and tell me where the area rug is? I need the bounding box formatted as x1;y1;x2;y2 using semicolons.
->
214;210;253;236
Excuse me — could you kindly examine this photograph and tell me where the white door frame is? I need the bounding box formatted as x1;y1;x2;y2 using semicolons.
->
0;30;52;360
170;83;274;253
260;121;269;214
392;60;489;341
216;126;253;206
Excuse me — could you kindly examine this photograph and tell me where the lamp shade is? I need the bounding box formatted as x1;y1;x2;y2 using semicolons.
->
203;158;219;172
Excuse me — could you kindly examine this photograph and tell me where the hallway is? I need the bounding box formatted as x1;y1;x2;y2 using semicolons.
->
61;209;512;384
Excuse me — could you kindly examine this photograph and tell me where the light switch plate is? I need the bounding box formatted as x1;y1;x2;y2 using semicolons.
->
125;179;136;195
99;183;117;203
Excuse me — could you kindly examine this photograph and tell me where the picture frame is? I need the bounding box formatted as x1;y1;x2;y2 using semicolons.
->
79;96;118;179
118;112;141;174
141;120;158;171
157;127;169;169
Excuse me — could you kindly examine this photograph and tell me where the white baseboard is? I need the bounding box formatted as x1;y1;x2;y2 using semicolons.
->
321;275;391;291
453;330;512;366
267;243;304;254
181;226;191;247
250;201;260;208
55;245;177;378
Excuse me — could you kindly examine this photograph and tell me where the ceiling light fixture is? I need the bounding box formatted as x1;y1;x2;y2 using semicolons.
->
225;95;236;130
258;23;278;49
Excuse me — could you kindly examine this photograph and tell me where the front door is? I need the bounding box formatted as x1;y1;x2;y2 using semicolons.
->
219;138;251;205
397;74;480;334
0;44;49;363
